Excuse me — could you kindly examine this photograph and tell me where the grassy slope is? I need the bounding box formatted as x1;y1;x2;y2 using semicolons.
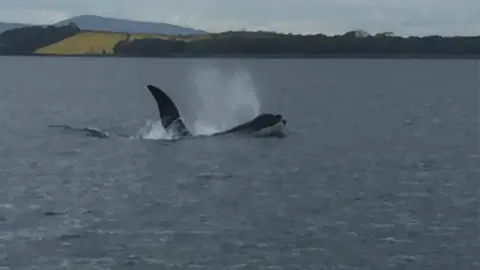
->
34;30;173;55
33;30;274;55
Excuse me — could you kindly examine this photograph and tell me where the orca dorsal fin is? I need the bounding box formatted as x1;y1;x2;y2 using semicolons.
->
146;84;191;137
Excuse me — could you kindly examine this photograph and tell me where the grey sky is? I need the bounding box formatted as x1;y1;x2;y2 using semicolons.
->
0;0;478;36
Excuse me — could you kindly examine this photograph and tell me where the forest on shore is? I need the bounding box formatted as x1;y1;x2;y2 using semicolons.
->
0;23;81;55
113;31;480;57
0;23;479;57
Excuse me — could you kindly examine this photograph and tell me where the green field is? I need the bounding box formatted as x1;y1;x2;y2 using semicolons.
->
34;30;174;55
33;30;260;55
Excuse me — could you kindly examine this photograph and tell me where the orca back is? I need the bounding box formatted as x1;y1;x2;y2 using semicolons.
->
215;113;286;135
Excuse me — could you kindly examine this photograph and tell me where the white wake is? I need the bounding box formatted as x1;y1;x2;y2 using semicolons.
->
188;64;261;136
133;119;176;140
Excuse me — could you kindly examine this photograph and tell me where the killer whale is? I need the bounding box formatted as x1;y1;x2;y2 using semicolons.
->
48;124;111;138
48;84;287;140
146;84;287;139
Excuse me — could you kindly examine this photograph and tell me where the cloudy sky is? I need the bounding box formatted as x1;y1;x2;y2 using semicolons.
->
0;0;478;36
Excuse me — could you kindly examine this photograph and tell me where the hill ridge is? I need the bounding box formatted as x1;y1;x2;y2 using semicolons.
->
0;22;29;33
0;14;208;36
54;15;207;36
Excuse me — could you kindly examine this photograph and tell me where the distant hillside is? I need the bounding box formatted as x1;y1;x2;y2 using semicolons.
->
2;16;479;57
0;24;80;54
35;30;173;55
0;22;29;33
55;15;207;36
113;32;480;57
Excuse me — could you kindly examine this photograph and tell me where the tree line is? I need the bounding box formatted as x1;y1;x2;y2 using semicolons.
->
0;23;80;54
0;23;479;56
113;31;480;57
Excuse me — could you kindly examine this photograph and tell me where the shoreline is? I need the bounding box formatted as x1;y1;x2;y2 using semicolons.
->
1;53;480;59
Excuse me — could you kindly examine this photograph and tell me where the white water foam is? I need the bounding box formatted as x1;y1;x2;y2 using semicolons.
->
134;119;176;140
187;64;261;135
135;64;262;140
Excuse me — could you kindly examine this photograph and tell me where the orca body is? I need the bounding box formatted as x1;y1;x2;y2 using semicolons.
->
146;84;287;139
212;113;287;138
146;85;192;138
48;124;110;138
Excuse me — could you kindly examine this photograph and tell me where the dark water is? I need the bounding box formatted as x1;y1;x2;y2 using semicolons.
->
0;56;478;269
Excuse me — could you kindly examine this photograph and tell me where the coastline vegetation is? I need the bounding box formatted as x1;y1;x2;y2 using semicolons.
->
0;23;479;57
35;31;183;55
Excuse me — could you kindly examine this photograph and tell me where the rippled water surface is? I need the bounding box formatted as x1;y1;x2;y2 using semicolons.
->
0;57;478;269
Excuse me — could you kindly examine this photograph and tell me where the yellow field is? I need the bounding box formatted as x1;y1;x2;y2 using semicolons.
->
34;31;173;55
129;33;170;41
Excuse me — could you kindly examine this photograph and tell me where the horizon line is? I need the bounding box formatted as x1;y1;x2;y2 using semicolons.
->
1;14;479;38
